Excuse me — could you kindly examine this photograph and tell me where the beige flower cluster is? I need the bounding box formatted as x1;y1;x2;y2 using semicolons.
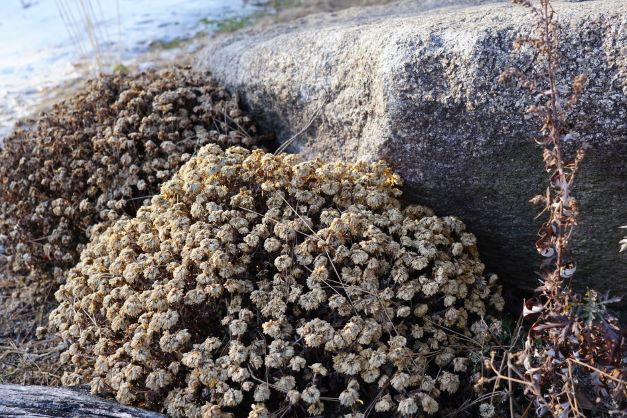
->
50;145;504;417
0;67;262;349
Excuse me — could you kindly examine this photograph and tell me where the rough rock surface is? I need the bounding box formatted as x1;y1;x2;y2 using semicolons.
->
195;0;627;303
0;384;165;417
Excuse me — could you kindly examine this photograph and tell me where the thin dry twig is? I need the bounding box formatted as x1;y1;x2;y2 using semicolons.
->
275;101;325;155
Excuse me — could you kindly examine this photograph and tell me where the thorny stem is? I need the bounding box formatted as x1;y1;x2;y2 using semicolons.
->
538;0;570;303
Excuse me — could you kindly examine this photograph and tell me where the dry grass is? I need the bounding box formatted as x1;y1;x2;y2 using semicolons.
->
0;276;64;385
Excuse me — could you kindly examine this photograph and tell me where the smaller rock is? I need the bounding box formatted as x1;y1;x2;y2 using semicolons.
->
0;384;165;417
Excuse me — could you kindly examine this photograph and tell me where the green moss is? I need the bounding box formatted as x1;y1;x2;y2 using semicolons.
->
112;63;129;74
197;1;301;34
267;0;301;11
149;37;186;50
200;14;265;33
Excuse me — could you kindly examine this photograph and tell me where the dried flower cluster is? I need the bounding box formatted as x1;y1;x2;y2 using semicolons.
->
0;67;261;335
50;145;504;417
494;1;626;416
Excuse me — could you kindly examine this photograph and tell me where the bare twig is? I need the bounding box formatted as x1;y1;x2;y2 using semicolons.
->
274;102;325;155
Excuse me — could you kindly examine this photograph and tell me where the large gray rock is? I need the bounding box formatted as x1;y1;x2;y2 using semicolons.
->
195;0;627;304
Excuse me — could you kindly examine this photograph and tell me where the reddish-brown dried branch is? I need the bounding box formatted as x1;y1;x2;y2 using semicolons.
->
496;1;626;416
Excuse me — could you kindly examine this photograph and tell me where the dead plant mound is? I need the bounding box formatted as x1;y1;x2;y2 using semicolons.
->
50;145;504;417
0;67;264;385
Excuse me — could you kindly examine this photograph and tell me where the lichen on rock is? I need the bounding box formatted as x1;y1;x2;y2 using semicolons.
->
50;144;504;417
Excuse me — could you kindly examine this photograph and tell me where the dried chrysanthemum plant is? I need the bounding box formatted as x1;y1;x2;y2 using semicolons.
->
491;0;626;416
0;66;264;384
50;145;504;417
